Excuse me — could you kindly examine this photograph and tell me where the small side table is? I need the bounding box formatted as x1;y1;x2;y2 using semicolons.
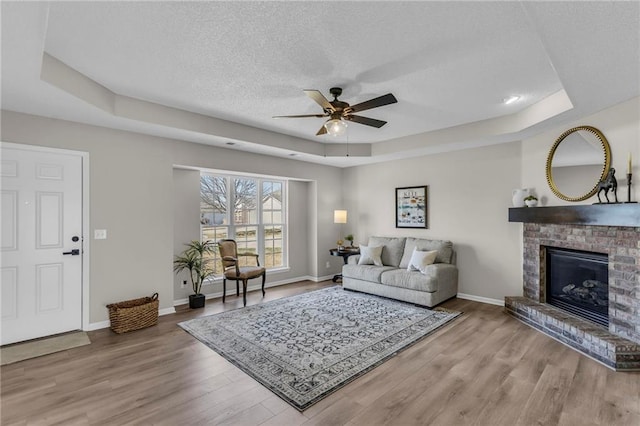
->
330;248;360;282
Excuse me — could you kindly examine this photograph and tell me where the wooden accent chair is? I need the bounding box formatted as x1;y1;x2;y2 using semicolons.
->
217;239;266;306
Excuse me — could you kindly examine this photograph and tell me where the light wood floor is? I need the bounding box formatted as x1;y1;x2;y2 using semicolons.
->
2;281;639;425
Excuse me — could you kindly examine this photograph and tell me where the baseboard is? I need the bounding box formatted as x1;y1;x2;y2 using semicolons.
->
86;306;177;331
159;307;176;316
86;320;110;331
311;274;335;283
457;293;505;306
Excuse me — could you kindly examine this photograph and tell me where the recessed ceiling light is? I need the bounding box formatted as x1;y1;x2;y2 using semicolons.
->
503;95;520;105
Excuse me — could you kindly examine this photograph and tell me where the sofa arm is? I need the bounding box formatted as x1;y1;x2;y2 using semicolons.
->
347;255;361;265
423;263;458;288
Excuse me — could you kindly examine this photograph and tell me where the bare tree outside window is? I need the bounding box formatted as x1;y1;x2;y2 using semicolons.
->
200;176;228;274
201;176;258;215
233;178;258;225
201;175;226;215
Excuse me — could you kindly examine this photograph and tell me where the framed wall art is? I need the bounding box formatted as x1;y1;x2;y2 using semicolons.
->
395;186;428;228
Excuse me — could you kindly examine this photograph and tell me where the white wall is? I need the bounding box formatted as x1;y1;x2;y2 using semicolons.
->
2;97;636;323
288;180;312;279
1;111;345;324
522;97;640;205
172;168;202;299
343;142;524;302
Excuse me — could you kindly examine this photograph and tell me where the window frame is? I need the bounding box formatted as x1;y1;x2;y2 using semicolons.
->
200;172;288;279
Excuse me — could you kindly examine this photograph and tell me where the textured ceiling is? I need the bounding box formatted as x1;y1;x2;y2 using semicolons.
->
2;1;639;167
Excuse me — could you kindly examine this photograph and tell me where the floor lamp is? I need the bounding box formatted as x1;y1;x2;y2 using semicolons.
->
334;210;347;250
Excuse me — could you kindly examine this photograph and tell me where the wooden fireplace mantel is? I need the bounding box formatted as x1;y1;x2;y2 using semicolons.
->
508;204;640;227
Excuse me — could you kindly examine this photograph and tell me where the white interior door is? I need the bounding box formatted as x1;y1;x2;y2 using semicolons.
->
1;146;83;345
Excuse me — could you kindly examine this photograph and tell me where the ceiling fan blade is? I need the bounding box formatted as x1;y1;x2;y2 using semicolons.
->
304;90;335;112
348;93;397;113
273;114;327;119
344;115;387;128
316;125;328;136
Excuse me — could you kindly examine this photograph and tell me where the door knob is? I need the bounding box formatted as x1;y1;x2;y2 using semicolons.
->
63;249;80;256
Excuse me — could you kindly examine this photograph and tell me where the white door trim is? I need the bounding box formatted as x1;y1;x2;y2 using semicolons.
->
0;142;91;331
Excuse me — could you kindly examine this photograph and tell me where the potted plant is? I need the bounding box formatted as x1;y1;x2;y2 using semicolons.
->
524;195;539;207
173;240;216;309
345;234;355;247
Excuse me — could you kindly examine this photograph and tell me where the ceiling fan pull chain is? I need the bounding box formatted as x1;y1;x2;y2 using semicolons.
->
347;132;350;157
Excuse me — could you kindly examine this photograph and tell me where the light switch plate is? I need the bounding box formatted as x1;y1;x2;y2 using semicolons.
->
94;229;107;240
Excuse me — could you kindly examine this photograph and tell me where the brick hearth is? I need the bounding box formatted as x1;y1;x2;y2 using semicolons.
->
505;221;640;371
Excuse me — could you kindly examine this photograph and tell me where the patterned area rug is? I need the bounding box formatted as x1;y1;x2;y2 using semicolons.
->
178;286;461;411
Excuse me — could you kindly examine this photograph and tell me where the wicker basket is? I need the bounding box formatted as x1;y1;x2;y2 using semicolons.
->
106;293;159;334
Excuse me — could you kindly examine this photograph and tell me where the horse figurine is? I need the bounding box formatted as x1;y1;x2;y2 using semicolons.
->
597;167;618;203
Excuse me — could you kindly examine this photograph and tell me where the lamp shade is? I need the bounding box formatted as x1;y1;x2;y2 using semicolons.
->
334;210;348;224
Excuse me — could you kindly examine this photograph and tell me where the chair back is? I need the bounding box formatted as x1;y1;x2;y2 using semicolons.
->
218;239;238;269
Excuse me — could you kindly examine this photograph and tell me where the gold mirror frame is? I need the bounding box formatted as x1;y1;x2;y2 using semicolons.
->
546;125;611;202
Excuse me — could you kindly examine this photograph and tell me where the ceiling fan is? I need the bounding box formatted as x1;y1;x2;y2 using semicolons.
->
273;87;398;136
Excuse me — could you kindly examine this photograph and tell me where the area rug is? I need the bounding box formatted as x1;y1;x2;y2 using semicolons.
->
0;331;91;365
178;286;461;411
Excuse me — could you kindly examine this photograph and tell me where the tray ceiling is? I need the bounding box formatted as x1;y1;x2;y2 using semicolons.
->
2;1;638;167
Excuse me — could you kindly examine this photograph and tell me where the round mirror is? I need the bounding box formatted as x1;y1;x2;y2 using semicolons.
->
546;126;611;202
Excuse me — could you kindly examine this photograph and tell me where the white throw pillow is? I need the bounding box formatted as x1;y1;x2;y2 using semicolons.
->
358;245;384;266
407;248;438;274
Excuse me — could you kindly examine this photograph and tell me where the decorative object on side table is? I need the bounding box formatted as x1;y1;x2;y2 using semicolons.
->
334;209;348;250
596;167;618;204
173;240;216;309
396;185;428;228
512;188;530;207
524;195;538;207
345;234;354;247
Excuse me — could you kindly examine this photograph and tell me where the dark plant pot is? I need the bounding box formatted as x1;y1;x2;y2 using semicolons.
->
189;293;206;309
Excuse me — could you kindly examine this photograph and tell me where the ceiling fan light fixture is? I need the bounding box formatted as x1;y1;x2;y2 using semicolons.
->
324;118;348;137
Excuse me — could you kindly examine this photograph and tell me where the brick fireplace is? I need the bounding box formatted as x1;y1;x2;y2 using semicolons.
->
505;205;640;371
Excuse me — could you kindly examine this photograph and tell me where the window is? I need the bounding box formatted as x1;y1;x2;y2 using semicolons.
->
200;173;286;276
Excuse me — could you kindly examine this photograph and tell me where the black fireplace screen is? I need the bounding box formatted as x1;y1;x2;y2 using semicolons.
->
545;246;609;327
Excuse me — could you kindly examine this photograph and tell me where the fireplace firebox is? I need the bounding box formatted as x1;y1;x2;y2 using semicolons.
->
545;246;609;327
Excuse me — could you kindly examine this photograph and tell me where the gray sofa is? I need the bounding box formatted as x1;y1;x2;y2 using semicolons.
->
342;236;458;307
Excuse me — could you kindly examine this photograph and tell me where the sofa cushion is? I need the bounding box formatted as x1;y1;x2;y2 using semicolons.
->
380;269;438;292
407;249;438;273
343;264;396;282
399;238;454;268
358;245;384;266
368;236;406;267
